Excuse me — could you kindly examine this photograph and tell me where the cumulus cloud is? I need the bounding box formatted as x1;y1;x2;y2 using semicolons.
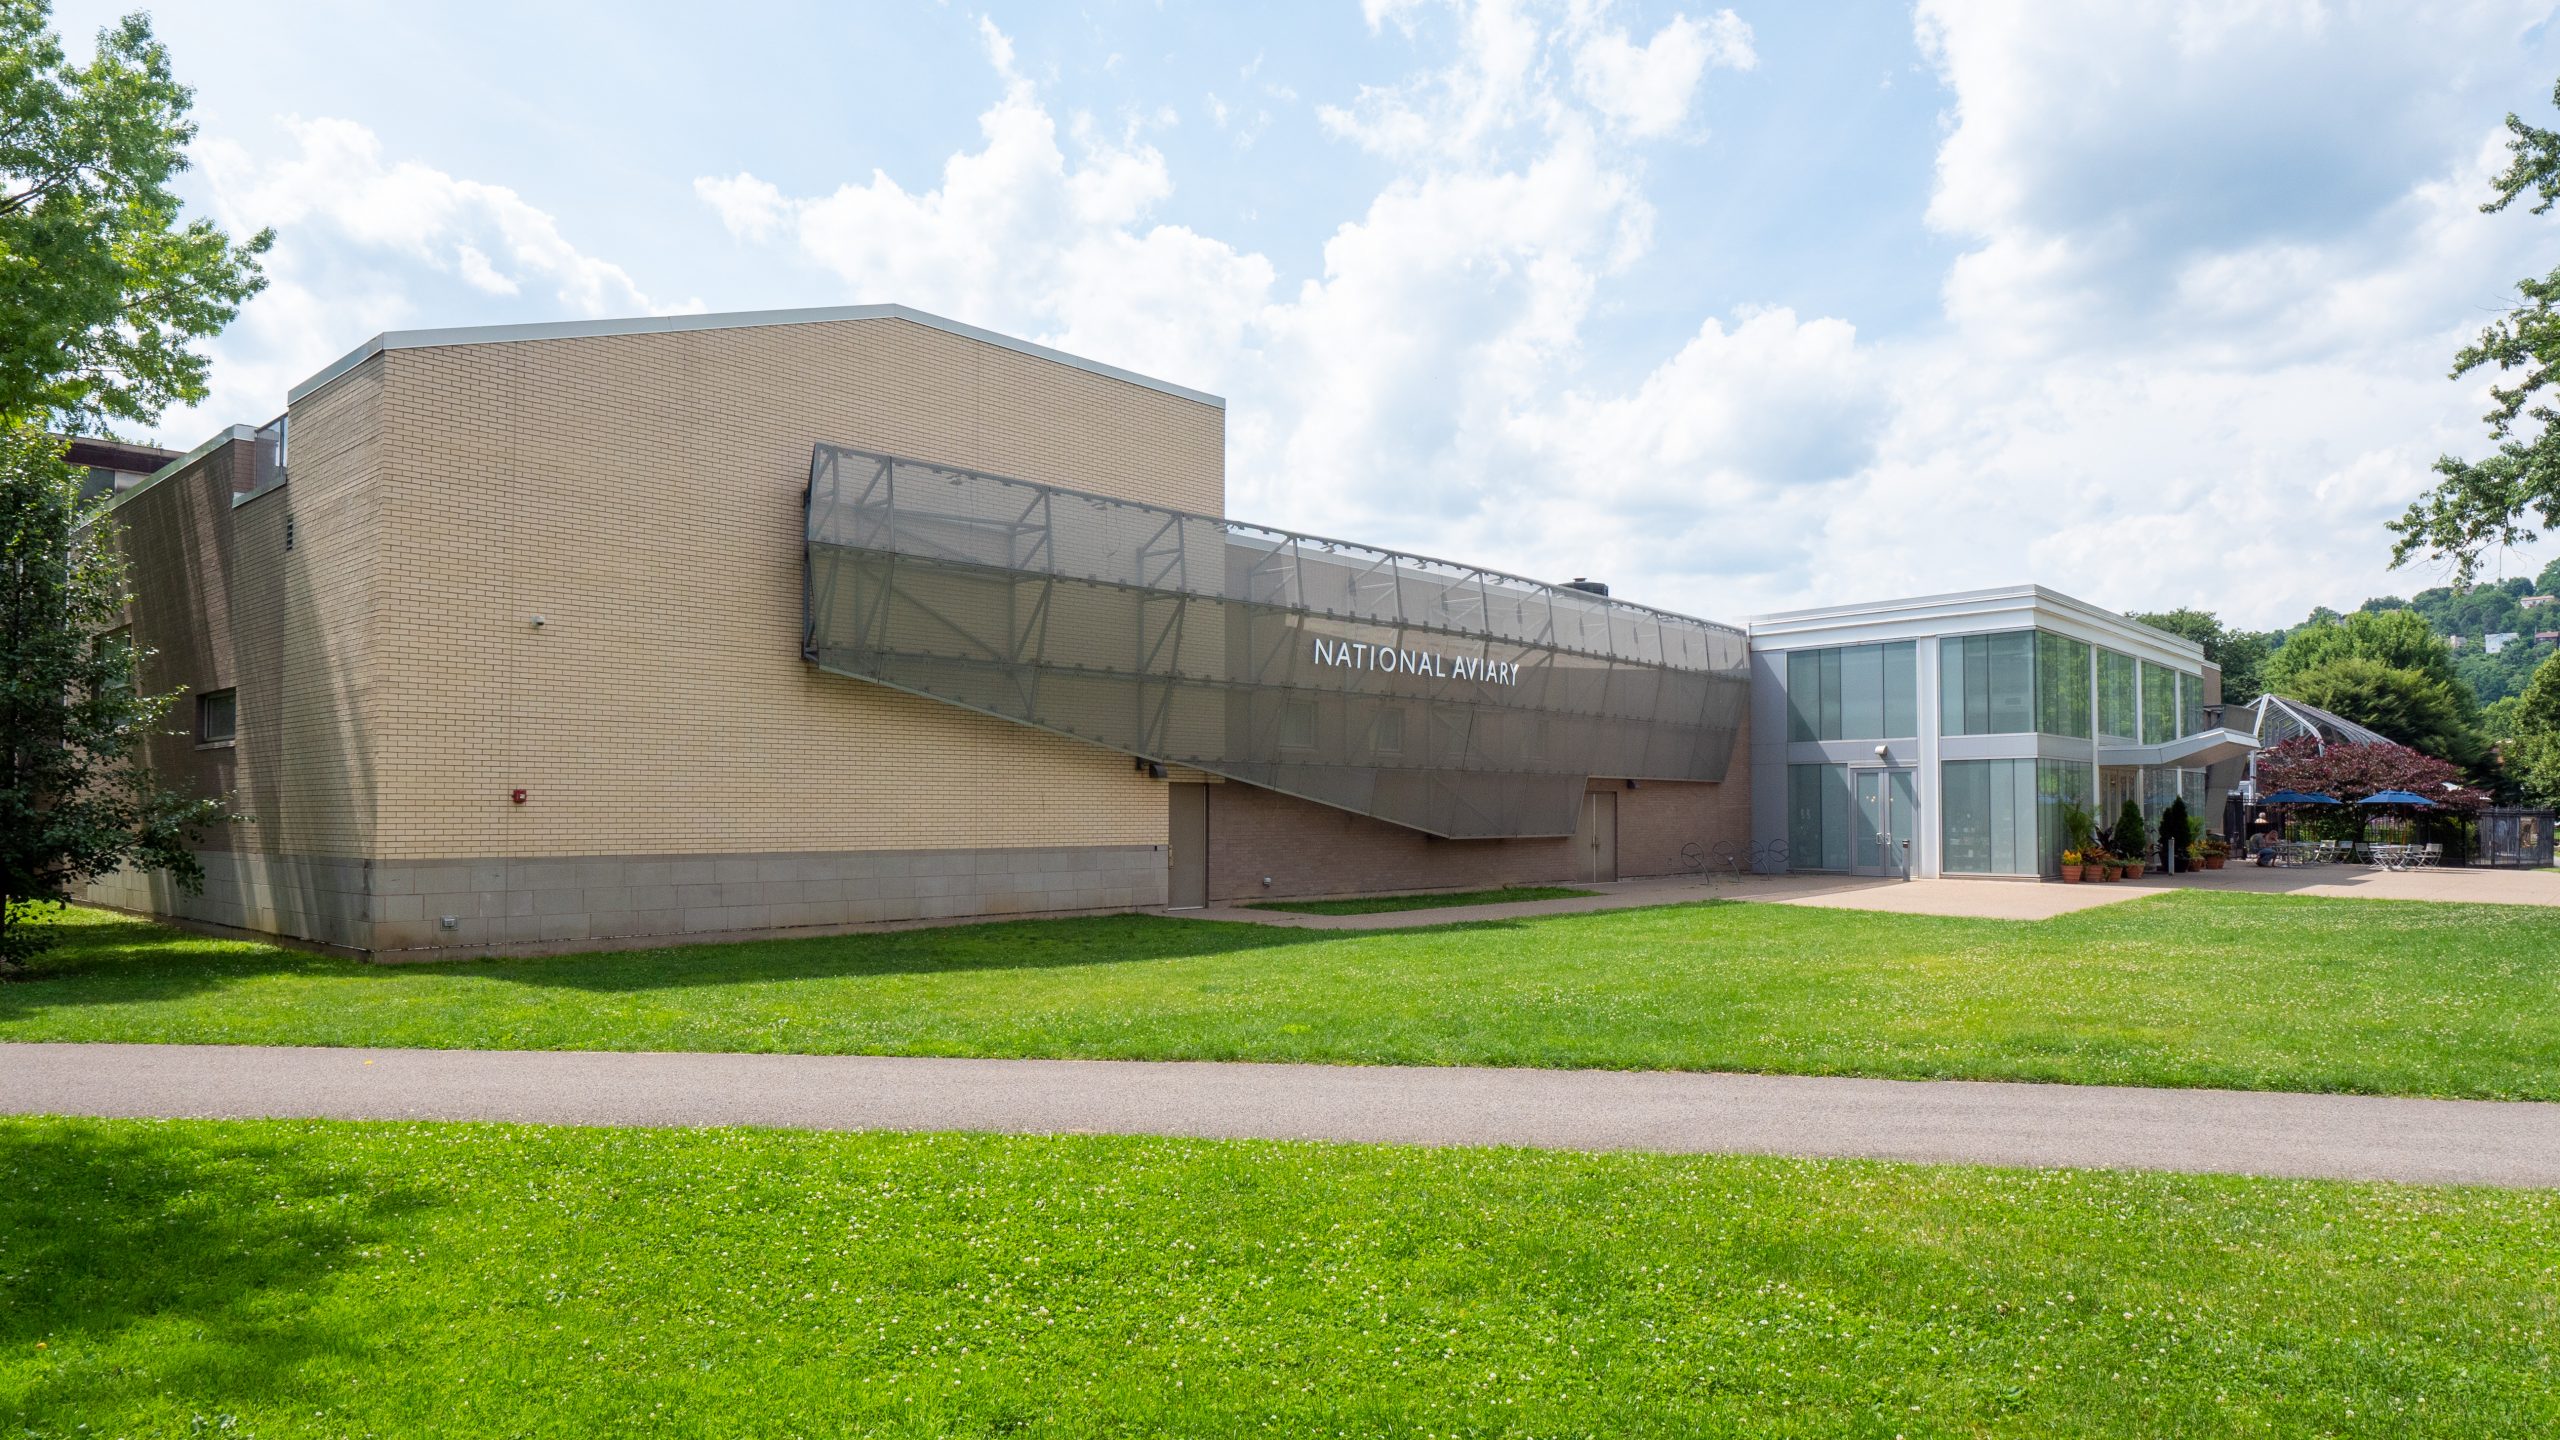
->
1873;0;2560;625
1571;10;1755;138
697;5;1836;597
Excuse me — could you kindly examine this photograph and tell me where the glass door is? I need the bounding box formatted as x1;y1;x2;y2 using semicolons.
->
1851;768;1916;877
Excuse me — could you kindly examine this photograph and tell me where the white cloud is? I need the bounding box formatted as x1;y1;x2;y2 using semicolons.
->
1571;11;1755;139
131;115;692;446
1875;0;2560;625
696;5;1836;602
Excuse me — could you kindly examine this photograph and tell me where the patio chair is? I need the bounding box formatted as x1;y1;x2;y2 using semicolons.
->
2418;843;2442;868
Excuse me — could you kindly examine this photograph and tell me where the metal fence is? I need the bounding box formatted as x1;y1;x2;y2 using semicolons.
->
803;445;1750;838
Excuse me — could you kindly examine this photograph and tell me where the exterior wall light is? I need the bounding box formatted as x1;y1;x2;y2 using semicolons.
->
1873;744;1890;759
510;788;528;805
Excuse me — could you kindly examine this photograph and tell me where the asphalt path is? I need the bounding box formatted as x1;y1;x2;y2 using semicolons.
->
8;1042;2558;1187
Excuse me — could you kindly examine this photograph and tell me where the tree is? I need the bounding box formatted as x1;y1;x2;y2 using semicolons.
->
2254;735;2489;812
2158;795;2192;869
2390;76;2560;580
2264;608;2469;699
2;429;221;971
1;1;270;432
2539;554;2560;595
2284;657;2488;768
2112;798;2149;868
2128;607;2271;707
1;3;258;968
2509;651;2560;804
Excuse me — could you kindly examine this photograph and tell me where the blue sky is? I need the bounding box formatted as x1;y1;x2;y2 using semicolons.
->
61;0;2560;627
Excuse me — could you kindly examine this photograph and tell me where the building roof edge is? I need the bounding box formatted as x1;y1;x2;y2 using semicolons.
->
284;303;1227;409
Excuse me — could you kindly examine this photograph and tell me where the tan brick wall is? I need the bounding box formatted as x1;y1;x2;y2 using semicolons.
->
330;315;1224;861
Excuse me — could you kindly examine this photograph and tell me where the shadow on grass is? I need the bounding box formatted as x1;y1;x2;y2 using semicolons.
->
0;907;1360;1015
0;1120;427;1421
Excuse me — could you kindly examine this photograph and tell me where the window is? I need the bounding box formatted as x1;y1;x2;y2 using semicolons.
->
1278;700;1316;749
2140;661;2178;742
1371;707;1405;756
1939;631;2036;736
1943;758;2091;877
2096;650;2138;741
1784;642;1916;742
195;688;237;746
2035;632;2092;738
1787;763;1852;870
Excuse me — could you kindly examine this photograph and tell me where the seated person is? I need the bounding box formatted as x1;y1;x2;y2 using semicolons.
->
2249;829;2279;866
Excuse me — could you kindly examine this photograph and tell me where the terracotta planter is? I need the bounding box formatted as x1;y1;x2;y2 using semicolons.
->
2124;862;2145;879
2205;855;2226;870
2061;865;2083;883
2100;866;2120;881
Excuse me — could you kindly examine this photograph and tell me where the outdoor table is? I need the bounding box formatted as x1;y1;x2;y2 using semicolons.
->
2368;844;2411;871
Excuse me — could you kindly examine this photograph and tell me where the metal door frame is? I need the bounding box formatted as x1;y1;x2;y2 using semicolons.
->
1849;766;1915;878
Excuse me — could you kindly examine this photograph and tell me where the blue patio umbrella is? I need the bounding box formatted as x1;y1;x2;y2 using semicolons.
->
2356;790;2437;807
2261;790;2340;804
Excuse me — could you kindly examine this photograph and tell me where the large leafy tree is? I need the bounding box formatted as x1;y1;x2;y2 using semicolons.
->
2509;651;2560;804
1;3;264;969
1;1;270;432
2127;607;2271;707
2;429;221;971
2282;657;2488;769
2264;608;2468;698
2253;736;2487;813
2390;76;2560;580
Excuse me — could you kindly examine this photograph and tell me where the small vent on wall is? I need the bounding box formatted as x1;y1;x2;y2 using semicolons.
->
283;512;295;551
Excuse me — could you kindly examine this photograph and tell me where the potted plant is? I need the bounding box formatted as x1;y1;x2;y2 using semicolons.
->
2201;835;2229;870
2115;799;2149;879
2061;848;2084;882
2091;849;2117;881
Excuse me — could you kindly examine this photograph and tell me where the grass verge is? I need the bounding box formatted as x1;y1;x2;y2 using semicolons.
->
4;1116;2554;1437
1243;884;1595;914
9;890;2560;1097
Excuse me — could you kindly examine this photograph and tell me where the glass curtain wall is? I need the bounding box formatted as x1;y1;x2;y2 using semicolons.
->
1944;631;2092;738
2140;661;2180;742
2035;632;2092;738
1786;643;1917;741
1944;758;2093;877
1939;632;2036;736
2096;650;2138;742
1787;763;1852;871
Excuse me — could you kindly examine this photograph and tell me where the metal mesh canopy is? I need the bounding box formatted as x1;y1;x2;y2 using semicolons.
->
803;445;1750;838
2244;694;2395;751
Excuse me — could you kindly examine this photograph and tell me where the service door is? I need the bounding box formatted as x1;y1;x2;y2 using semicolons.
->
1168;784;1209;909
1577;790;1619;883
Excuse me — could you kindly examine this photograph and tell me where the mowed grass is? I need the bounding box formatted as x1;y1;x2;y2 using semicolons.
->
8;891;2560;1098
5;1117;2555;1438
1245;884;1594;914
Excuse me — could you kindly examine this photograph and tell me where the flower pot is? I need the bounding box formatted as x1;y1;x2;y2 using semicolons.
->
2125;862;2145;879
2205;855;2225;870
2100;866;2120;881
2061;865;2082;883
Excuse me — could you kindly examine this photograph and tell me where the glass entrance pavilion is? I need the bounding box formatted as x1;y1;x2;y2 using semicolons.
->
1746;587;2260;880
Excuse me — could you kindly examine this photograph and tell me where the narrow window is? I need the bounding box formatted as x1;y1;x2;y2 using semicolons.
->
196;688;237;746
1278;699;1317;749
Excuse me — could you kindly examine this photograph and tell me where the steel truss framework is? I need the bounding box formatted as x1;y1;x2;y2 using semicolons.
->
803;445;1750;838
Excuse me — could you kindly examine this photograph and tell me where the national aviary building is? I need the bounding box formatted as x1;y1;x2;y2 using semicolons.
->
83;305;2247;955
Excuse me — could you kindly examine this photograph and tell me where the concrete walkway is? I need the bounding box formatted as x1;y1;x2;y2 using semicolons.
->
9;1042;2558;1188
1187;863;2560;929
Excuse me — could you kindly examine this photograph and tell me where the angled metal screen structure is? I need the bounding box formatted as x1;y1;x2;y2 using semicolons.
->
803;445;1750;838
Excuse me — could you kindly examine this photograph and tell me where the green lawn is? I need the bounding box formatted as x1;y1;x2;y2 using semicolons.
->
1245;884;1594;914
8;891;2560;1098
4;1116;2553;1438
